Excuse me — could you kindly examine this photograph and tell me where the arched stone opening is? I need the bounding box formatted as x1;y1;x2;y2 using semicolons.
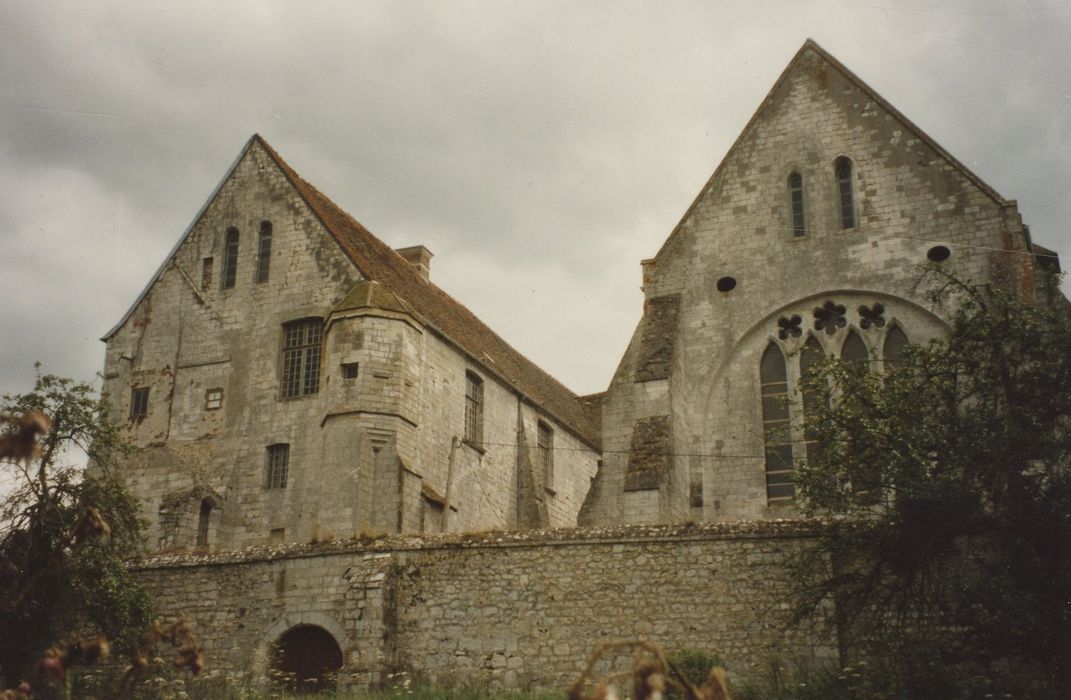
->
271;624;343;692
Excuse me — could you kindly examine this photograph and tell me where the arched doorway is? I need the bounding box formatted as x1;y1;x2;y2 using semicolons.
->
271;624;343;691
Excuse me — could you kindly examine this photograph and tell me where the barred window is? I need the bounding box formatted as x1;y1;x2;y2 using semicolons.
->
222;227;239;290
789;172;805;236
281;319;322;398
537;421;554;491
256;221;272;283
835;157;855;229
760;342;794;500
129;387;149;420
464;372;483;446
266;444;289;489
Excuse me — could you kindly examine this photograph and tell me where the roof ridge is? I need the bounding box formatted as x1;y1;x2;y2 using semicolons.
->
253;135;601;448
651;39;1009;262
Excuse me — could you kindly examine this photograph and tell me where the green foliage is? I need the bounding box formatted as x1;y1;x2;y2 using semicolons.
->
70;668;562;700
792;272;1071;698
666;648;723;687
0;369;151;687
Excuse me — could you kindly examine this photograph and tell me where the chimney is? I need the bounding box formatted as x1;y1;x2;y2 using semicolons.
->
395;245;433;281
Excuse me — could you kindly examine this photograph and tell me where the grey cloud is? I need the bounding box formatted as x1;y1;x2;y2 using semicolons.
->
1;0;1068;397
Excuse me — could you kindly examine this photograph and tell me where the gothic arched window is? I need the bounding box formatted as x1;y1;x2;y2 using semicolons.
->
222;227;239;290
835;157;855;229
760;342;794;500
841;329;868;366
883;326;909;370
256;221;273;283
789;172;805;237
800;336;825;465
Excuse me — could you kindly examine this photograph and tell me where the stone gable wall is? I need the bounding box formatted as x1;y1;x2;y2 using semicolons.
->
135;521;835;691
589;47;1037;525
102;139;599;550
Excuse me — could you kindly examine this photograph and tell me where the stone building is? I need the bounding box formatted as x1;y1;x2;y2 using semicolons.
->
109;39;1066;689
578;40;1060;526
103;39;1062;551
101;135;601;550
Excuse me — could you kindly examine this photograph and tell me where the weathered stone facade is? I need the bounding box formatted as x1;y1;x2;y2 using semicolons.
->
580;40;1057;526
103;39;1065;691
102;137;600;551
136;522;834;689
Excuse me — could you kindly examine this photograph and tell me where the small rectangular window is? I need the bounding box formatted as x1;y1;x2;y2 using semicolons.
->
201;257;213;289
464;372;484;446
205;388;223;410
129;387;149;420
341;362;359;380
537;421;554;491
266;444;289;489
269;528;286;544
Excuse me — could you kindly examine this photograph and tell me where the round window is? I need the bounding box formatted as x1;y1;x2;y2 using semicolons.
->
927;245;951;262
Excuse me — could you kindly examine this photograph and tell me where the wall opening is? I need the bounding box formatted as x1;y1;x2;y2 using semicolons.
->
195;498;213;547
272;625;343;691
927;245;951;262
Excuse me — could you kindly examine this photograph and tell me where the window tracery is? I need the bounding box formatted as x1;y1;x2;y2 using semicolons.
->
813;301;847;335
858;303;886;329
760;342;794;500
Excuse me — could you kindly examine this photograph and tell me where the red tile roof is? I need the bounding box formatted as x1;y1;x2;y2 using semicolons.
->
255;135;601;449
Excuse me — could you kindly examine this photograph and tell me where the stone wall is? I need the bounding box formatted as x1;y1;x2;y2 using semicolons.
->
135;521;836;691
102;138;599;550
587;42;1042;526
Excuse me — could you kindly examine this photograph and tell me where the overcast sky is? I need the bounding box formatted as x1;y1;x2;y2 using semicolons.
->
1;0;1068;400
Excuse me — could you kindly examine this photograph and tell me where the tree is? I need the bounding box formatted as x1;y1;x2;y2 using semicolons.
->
794;272;1071;698
0;370;151;688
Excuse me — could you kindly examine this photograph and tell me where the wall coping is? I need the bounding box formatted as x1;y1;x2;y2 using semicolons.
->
132;519;831;571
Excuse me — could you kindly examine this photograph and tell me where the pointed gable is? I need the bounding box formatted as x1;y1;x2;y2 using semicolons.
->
104;134;599;448
653;39;1010;263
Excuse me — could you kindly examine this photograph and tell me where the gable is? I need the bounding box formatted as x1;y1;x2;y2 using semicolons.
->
254;137;600;448
102;137;359;344
653;39;1009;266
104;135;600;449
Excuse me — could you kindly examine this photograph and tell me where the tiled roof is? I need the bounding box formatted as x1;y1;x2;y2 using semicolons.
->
331;280;417;317
255;135;601;449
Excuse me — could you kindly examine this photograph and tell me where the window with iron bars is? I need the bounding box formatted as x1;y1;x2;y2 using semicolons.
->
464;372;483;446
281;319;322;399
537;420;554;491
266;443;289;489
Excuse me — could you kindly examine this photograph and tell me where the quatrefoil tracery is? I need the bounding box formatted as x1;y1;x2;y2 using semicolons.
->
858;303;886;330
777;314;803;340
775;300;890;340
813;301;848;335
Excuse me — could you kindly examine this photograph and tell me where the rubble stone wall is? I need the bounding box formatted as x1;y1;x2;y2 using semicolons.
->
135;521;836;691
